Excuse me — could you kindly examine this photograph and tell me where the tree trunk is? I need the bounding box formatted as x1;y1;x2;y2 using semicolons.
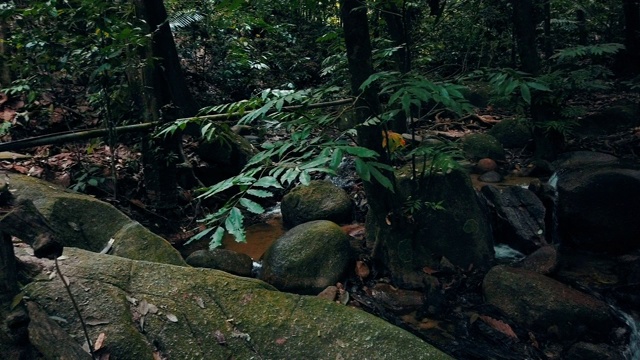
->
622;0;640;75
512;0;562;159
543;0;553;58
381;1;411;133
340;0;399;252
0;23;11;87
133;0;199;209
576;8;587;45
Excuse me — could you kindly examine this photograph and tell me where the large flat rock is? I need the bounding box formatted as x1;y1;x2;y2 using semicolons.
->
24;248;451;359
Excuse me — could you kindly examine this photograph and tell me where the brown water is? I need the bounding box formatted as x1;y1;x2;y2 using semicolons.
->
469;173;538;190
222;215;285;260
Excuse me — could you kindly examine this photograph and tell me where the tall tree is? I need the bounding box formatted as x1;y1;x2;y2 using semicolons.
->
622;0;640;74
133;0;200;209
512;0;562;159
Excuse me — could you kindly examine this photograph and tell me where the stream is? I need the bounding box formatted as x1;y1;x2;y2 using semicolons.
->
179;172;640;359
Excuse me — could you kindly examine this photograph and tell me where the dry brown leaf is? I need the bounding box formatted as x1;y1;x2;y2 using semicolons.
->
1;108;16;121
166;313;178;323
479;315;518;340
418;319;440;330
214;330;226;345
355;261;370;279
422;266;439;275
94;332;106;351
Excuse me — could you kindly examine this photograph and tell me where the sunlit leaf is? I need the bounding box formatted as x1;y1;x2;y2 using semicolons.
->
239;197;265;214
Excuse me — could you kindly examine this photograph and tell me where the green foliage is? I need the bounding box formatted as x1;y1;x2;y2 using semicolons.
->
361;71;473;118
550;43;625;62
2;0;148;127
71;166;106;193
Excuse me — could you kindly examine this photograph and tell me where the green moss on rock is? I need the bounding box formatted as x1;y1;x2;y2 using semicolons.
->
24;248;451;359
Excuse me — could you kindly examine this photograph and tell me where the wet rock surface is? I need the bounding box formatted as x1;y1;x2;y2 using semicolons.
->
260;220;352;294
481;185;547;254
5;172;185;266
281;180;353;228
186;248;253;277
22;247;451;360
483;265;619;340
554;153;640;253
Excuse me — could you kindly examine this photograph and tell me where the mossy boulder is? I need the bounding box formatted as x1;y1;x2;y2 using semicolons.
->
461;133;505;160
483;265;618;340
23;248;450;359
575;104;640;136
373;164;494;288
260;220;351;294
487;118;532;148
195;126;258;185
4;173;185;266
186;248;253;277
281;180;353;228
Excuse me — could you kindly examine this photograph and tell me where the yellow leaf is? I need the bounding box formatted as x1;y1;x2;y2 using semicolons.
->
382;131;406;152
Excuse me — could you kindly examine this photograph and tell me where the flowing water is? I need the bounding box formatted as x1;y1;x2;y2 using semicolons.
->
619;309;640;360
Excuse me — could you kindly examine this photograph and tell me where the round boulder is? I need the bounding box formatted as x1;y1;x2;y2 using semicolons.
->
483;265;617;340
281;180;353;228
185;249;253;277
461;133;505;161
260;220;351;294
487;118;532;148
555;164;640;253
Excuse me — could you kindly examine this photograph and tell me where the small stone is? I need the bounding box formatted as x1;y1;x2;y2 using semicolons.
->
479;171;503;183
476;158;497;173
520;245;558;275
317;286;338;301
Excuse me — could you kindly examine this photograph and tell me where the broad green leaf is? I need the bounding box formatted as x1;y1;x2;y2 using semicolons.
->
225;207;246;243
355;158;370;182
369;165;395;193
239;198;265;214
246;189;273;198
342;146;378;158
526;82;551;91
281;168;301;185
253;176;283;189
520;84;531;104
299;170;311;185
300;156;330;170
208;226;225;250
185;226;215;246
330;148;343;170
504;80;519;95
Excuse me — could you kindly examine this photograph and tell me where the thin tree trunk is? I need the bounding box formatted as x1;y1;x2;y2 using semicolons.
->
512;0;562;159
622;0;640;74
543;0;553;58
133;0;199;209
0;22;11;87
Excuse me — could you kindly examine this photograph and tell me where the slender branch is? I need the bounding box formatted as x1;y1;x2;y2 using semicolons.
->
55;257;95;359
0;98;354;152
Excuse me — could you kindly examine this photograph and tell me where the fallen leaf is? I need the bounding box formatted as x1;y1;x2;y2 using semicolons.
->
126;295;138;305
355;261;370;279
166;313;178;322
94;332;106;351
139;300;149;316
479;315;518;340
422;266;439;275
85;317;110;326
214;330;226;345
195;296;205;309
147;303;158;314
